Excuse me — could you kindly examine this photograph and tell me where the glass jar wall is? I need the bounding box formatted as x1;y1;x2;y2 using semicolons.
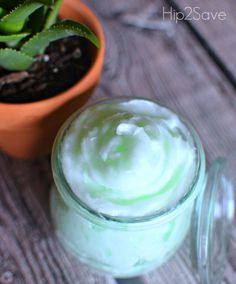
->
50;97;207;278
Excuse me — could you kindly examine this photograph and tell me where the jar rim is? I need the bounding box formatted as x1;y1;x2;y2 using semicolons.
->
51;96;206;223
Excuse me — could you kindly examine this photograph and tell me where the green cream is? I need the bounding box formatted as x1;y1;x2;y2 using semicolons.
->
60;99;197;217
51;98;204;277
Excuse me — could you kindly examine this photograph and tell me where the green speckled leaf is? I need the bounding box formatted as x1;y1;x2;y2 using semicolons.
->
0;1;44;34
0;48;33;70
44;0;62;29
21;20;100;57
0;33;29;43
38;0;55;6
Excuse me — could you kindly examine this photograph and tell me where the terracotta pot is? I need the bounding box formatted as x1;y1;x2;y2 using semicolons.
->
0;0;104;159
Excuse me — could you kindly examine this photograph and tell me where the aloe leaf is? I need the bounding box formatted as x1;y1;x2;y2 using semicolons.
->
0;48;33;71
0;0;53;11
44;0;62;30
0;33;30;48
38;0;55;5
0;1;44;34
21;20;100;57
0;33;29;43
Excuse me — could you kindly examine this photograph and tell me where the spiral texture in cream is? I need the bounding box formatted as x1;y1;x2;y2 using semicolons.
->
61;99;197;217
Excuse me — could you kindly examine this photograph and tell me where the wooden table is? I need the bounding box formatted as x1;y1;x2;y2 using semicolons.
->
1;0;236;283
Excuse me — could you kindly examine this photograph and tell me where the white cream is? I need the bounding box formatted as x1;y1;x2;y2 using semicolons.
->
61;99;197;217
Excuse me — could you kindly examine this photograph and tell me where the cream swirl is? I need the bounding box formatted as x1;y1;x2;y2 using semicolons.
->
61;99;197;217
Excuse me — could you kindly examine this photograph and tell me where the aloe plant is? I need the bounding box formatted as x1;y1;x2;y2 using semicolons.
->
0;0;100;71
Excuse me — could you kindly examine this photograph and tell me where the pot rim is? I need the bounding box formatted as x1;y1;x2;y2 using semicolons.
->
0;0;104;110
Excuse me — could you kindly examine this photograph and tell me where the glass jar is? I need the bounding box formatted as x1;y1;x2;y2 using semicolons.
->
50;97;234;283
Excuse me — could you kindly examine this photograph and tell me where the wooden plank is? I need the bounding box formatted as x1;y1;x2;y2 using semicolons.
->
0;157;117;284
167;0;236;89
0;0;236;283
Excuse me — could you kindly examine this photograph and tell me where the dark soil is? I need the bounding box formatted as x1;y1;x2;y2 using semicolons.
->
0;36;92;103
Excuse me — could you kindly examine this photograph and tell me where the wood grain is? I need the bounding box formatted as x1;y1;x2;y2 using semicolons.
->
168;0;236;89
1;0;236;283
